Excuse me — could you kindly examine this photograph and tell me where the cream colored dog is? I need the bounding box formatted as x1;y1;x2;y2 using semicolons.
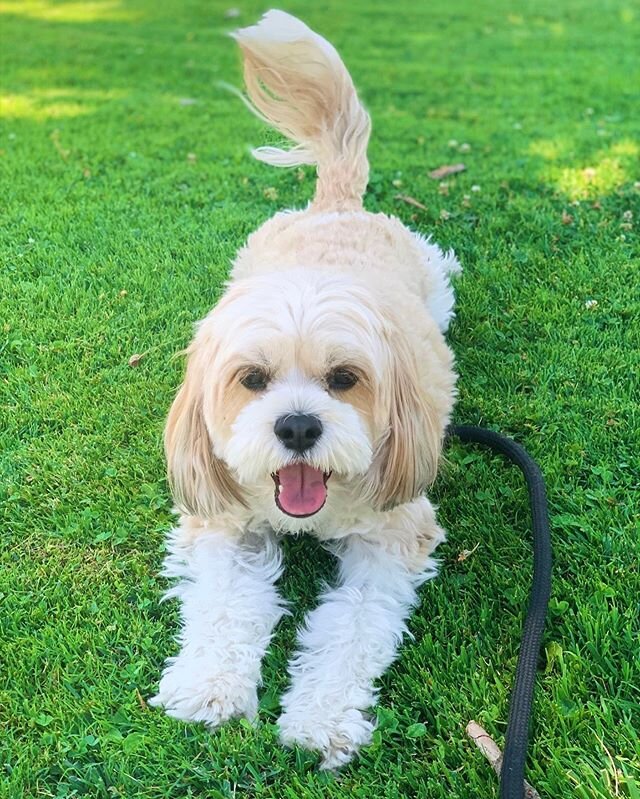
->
150;10;460;768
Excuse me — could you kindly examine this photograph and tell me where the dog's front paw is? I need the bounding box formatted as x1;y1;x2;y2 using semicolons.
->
278;706;375;769
149;655;258;728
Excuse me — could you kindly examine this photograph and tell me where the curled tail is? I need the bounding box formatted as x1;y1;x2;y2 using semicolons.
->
232;10;371;211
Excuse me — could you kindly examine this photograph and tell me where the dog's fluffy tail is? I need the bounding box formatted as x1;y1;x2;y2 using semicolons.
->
232;10;371;211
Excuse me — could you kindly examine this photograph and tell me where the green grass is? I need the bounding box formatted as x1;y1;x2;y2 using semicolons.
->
1;0;639;796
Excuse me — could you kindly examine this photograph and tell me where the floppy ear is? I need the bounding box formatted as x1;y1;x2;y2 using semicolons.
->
366;330;443;511
164;344;244;519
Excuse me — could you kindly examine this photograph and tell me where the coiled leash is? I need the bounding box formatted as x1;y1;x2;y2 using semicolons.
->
446;426;552;799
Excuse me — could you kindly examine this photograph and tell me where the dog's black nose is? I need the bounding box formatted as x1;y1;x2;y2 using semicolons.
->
274;414;323;453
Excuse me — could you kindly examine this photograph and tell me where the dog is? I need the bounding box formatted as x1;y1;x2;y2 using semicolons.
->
150;10;460;769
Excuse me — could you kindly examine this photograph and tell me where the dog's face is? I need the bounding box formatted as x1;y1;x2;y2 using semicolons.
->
165;269;444;526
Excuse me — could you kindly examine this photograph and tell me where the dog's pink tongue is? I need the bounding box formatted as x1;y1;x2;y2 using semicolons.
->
277;464;327;517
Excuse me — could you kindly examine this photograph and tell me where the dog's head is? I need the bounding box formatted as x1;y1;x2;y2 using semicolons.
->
165;269;451;525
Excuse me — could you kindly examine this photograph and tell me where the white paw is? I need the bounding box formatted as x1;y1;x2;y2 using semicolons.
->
149;655;258;728
278;706;375;769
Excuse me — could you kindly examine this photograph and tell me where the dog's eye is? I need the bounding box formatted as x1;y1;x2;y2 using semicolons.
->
240;368;269;391
327;368;359;391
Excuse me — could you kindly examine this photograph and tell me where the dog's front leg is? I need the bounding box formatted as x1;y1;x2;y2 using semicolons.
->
150;523;285;728
278;499;444;768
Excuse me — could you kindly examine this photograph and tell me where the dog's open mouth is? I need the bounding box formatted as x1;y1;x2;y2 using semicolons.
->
272;465;331;518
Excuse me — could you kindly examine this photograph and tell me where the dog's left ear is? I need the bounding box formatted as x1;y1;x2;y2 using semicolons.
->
365;325;444;510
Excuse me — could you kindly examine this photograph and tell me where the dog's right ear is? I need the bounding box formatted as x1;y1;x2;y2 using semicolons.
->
164;344;244;519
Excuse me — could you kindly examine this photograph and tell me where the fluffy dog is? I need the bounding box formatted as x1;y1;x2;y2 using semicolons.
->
150;10;460;768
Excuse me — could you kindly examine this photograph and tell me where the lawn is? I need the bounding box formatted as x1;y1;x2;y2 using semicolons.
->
1;0;639;796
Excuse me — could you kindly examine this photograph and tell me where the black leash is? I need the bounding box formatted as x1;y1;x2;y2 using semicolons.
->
446;425;552;799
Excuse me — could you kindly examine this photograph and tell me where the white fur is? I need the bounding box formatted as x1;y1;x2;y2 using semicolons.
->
279;503;444;767
150;527;285;725
224;372;373;485
152;10;461;768
415;234;462;332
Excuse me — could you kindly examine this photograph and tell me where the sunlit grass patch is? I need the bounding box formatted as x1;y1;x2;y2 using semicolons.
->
0;88;126;120
528;137;567;161
0;0;137;23
538;140;638;200
552;156;629;200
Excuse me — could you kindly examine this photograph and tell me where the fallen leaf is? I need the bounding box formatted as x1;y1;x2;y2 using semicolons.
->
457;543;480;562
428;163;466;180
395;194;428;211
136;688;148;711
561;211;573;225
128;353;146;367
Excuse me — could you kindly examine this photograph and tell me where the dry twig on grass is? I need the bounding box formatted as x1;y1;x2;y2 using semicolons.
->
394;194;428;211
466;721;542;799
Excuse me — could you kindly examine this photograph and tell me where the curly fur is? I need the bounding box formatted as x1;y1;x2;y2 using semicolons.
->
152;10;460;768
